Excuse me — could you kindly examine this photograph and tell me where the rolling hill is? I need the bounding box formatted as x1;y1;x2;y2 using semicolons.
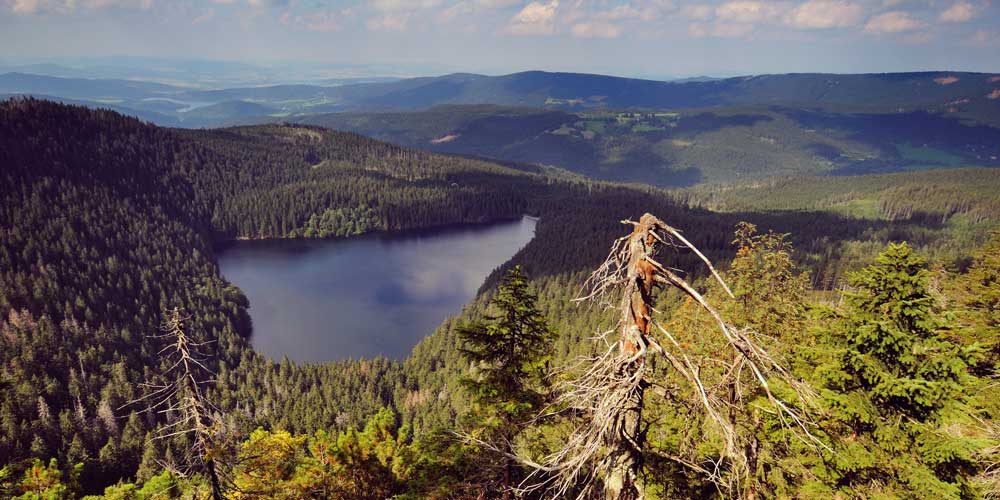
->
298;104;1000;186
312;70;1000;117
676;168;1000;223
6;70;999;185
4;70;999;128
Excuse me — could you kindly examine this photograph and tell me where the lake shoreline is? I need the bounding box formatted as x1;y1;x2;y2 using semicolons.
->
212;213;539;252
216;216;538;363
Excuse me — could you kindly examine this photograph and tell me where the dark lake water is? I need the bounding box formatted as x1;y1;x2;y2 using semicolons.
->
217;217;537;363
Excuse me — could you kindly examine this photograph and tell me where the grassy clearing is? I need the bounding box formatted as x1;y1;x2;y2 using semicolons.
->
632;123;666;133
896;142;964;166
582;120;607;134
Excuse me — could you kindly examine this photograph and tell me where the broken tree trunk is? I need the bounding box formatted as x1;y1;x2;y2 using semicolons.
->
126;308;228;500
603;214;662;500
520;213;819;499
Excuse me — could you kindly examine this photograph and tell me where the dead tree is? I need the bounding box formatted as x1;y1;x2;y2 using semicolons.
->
520;213;820;500
128;308;228;500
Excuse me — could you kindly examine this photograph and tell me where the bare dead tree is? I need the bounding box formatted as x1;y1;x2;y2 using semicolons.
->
518;213;822;500
126;308;229;500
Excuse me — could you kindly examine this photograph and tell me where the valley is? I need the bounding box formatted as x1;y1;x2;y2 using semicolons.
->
7;0;1000;494
1;72;999;499
7;69;998;186
298;104;1000;185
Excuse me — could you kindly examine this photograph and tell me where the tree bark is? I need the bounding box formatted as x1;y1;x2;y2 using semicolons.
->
503;457;512;500
604;385;644;500
604;214;660;500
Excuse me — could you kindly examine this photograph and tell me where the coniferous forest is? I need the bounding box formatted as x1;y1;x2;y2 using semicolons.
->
1;98;999;499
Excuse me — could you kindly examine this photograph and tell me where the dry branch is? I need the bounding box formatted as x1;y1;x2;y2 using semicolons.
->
522;213;820;500
124;308;230;500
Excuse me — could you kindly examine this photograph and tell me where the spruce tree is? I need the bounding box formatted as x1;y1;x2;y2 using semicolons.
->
458;265;554;498
820;242;980;499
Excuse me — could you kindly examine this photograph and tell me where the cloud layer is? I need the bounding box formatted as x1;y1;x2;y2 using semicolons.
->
3;0;998;75
6;0;997;43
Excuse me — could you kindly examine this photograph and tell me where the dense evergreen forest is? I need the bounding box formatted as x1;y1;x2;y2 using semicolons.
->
1;98;998;499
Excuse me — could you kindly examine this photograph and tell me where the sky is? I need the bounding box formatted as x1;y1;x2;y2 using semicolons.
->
2;0;998;78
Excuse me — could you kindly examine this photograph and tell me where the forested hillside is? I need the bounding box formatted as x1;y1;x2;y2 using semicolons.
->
0;98;543;494
678;168;1000;223
298;104;1000;186
316;70;1000;120
1;98;997;499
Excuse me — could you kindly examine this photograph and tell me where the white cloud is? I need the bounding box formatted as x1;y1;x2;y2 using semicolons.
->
305;11;341;32
682;4;714;19
8;0;152;13
244;0;290;9
715;0;783;23
595;4;642;20
11;0;43;13
593;1;672;22
965;28;997;45
373;0;442;12
863;10;926;33
939;1;977;22
785;0;863;28
475;0;521;7
280;8;354;32
571;21;622;37
507;0;559;35
438;1;474;22
366;13;409;31
898;31;932;43
689;20;755;36
192;8;214;24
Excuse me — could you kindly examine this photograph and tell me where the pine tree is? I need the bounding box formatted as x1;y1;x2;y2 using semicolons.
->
819;242;981;499
135;433;160;483
458;265;554;498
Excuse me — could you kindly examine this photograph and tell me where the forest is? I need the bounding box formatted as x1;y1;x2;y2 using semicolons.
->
1;98;998;499
298;104;1000;187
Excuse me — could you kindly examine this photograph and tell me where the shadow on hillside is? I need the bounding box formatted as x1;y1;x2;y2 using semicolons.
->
672;112;774;135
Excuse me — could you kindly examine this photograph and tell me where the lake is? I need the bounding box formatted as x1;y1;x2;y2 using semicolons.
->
217;216;537;363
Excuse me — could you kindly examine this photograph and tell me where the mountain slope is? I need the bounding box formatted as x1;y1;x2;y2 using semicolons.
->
0;72;182;101
317;71;1000;122
5;70;1000;128
678;168;1000;223
298;104;1000;186
312;71;984;108
2;98;995;495
0;97;558;492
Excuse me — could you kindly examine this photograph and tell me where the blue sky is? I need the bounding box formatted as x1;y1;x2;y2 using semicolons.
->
2;0;998;78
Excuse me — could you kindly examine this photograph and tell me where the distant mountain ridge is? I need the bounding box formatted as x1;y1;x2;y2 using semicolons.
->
0;71;182;100
5;69;997;185
2;70;998;128
317;70;1000;114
